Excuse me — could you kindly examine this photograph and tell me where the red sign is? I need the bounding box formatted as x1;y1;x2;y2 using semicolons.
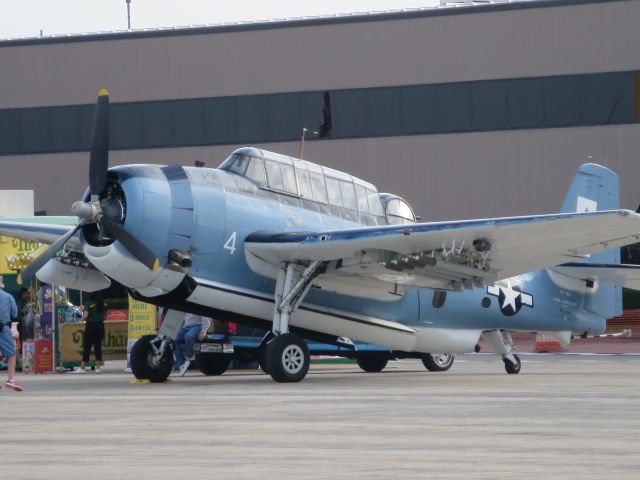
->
106;309;128;321
34;339;54;373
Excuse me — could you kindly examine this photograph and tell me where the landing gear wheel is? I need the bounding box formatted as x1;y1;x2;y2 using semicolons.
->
130;335;173;383
266;333;310;383
195;353;231;376
356;354;389;373
503;354;521;374
422;353;455;372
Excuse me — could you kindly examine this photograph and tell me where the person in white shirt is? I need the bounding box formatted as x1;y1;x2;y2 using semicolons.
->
174;313;211;376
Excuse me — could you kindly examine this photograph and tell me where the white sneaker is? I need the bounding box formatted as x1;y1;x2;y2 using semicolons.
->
95;368;101;374
72;368;86;374
178;360;190;377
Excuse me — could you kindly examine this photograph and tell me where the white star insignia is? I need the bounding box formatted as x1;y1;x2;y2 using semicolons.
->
500;281;520;312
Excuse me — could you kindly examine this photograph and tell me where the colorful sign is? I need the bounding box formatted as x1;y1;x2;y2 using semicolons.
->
127;296;157;340
34;339;54;373
59;321;128;362
22;340;34;373
39;284;54;341
126;297;157;369
0;235;47;274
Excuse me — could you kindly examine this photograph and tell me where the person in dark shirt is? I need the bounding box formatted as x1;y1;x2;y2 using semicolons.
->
16;287;34;341
72;291;106;374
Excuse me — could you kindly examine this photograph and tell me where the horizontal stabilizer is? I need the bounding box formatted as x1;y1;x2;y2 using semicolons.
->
553;262;640;290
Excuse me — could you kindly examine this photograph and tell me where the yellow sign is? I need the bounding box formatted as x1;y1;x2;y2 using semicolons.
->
127;296;157;340
59;321;128;362
0;235;47;274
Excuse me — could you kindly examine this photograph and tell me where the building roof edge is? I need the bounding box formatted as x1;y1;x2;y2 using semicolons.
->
0;0;628;47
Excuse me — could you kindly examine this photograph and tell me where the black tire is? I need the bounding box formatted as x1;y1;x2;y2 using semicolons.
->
503;354;521;374
130;335;173;383
195;353;231;376
422;353;455;372
258;347;270;374
266;333;310;383
258;332;275;374
356;353;389;373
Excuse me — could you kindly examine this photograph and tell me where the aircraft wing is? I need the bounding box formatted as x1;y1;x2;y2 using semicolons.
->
245;210;640;291
0;217;81;249
553;262;640;290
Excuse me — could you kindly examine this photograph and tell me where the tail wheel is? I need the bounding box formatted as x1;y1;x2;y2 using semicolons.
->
356;353;389;373
266;333;310;383
422;353;455;372
130;335;173;383
503;354;522;374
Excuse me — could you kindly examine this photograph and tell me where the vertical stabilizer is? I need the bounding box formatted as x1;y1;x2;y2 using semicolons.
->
560;163;622;318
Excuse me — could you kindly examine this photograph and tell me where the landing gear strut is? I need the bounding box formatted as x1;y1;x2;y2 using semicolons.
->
265;261;323;383
482;330;522;375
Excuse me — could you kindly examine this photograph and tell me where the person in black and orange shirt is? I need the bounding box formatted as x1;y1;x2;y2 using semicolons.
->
72;291;106;374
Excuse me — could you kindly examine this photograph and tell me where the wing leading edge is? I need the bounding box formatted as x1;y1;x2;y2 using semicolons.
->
245;210;640;292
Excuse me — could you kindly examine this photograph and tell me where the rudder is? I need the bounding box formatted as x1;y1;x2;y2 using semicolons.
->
560;163;622;318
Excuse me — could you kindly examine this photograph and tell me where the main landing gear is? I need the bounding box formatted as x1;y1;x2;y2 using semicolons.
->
131;309;185;383
482;330;522;374
264;261;324;383
263;333;311;382
130;334;174;383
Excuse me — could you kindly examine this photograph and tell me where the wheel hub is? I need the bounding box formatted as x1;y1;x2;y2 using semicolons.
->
281;345;304;374
434;354;451;366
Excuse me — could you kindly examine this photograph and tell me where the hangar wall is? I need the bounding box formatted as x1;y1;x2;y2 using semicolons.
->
1;0;639;219
2;0;639;106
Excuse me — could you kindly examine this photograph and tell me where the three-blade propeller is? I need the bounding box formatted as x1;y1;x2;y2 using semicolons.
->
18;90;159;285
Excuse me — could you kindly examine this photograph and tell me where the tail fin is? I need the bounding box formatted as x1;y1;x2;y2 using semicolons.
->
560;163;622;317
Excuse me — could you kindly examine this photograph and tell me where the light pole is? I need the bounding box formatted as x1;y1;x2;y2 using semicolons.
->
126;0;132;30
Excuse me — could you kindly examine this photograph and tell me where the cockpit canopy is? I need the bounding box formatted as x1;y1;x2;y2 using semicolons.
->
378;193;417;225
220;147;416;225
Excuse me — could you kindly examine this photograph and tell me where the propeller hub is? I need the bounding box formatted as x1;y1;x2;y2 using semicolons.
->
71;201;98;220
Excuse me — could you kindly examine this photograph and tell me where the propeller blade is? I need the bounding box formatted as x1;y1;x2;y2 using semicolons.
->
17;222;84;285
89;89;110;197
101;217;159;271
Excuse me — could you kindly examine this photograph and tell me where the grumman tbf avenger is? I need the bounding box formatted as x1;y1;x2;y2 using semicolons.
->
3;90;640;383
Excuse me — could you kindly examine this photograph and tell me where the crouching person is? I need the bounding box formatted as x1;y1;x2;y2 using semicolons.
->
174;313;211;376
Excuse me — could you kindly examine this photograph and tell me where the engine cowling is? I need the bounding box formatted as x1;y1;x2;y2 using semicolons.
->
80;164;192;297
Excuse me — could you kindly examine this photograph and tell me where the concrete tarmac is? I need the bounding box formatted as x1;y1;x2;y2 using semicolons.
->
2;354;639;480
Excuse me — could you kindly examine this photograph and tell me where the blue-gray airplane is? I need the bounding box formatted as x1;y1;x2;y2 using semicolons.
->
2;90;640;383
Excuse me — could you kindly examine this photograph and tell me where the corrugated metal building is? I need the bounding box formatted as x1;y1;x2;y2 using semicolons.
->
1;0;639;219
